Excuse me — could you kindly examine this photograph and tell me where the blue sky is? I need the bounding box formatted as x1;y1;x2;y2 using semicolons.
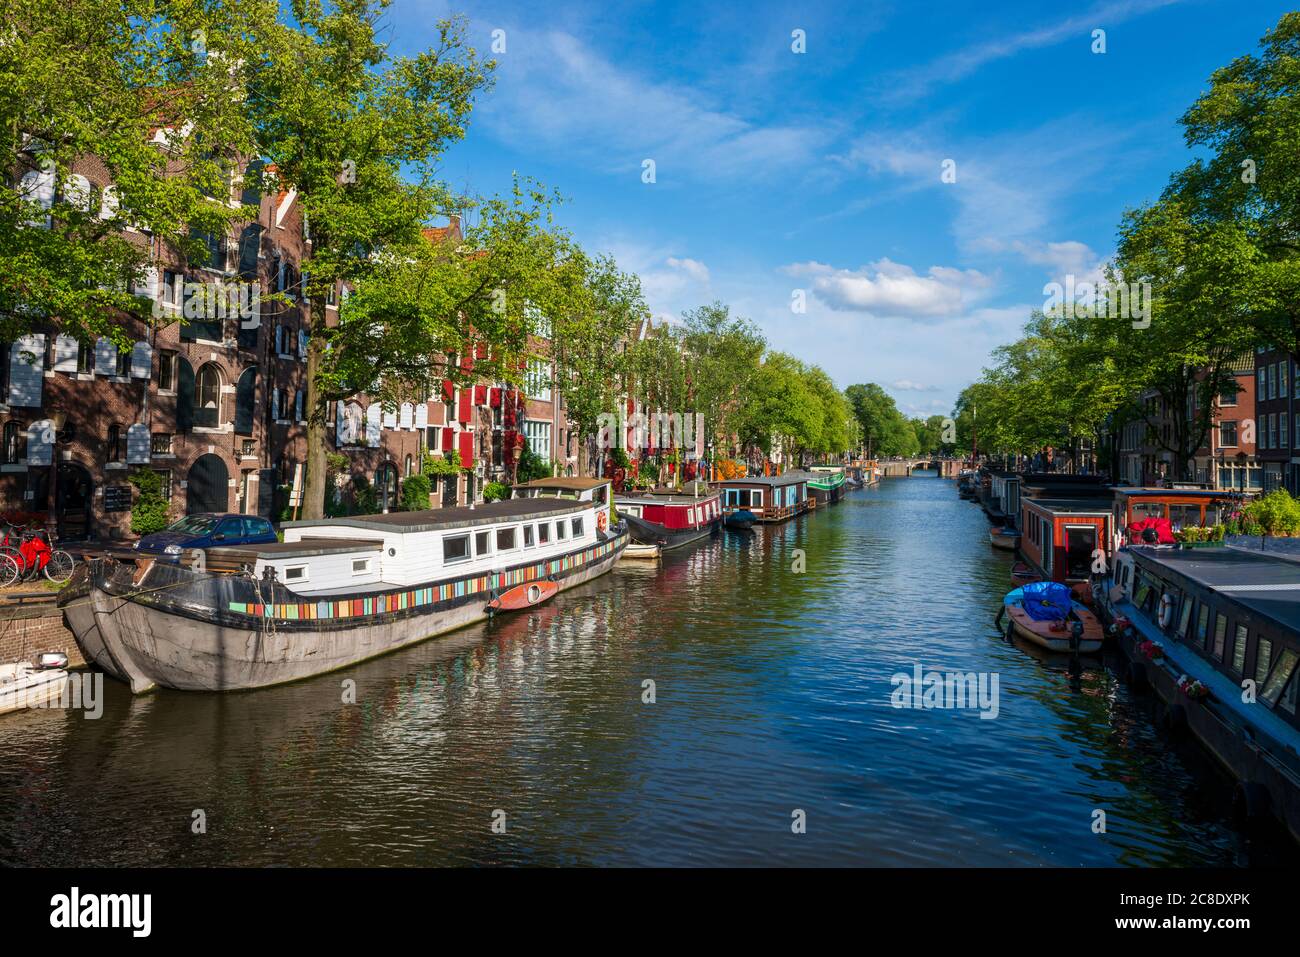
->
386;0;1292;418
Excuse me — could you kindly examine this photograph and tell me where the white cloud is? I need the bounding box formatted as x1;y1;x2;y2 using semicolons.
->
892;379;940;392
665;257;711;284
784;257;995;319
877;0;1186;104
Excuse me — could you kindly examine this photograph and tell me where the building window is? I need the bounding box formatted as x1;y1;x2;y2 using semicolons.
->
242;438;256;457
106;424;123;462
154;469;172;501
1270;414;1278;450
76;341;93;374
524;420;551;463
524;360;552;401
1259;368;1267;399
2;421;24;463
1218;383;1238;407
151;432;173;455
194;364;221;428
158;350;178;391
1283;414;1290;450
1280;362;1289;399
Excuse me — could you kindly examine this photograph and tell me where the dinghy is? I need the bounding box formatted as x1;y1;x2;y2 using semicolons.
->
0;654;70;716
1001;582;1103;653
989;526;1020;551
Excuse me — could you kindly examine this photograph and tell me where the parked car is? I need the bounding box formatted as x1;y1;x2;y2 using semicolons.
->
134;513;278;557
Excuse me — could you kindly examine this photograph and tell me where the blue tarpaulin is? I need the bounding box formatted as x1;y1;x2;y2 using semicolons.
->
1020;581;1073;621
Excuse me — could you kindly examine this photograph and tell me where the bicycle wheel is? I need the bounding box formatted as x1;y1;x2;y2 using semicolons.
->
44;549;74;584
0;553;19;587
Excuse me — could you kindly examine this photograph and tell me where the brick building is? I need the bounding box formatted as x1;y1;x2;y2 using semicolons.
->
4;150;424;539
1253;347;1300;493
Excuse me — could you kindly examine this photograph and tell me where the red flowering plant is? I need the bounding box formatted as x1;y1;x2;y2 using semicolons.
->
1177;675;1210;700
1138;639;1165;661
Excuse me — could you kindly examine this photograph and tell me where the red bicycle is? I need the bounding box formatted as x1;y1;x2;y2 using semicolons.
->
0;522;75;587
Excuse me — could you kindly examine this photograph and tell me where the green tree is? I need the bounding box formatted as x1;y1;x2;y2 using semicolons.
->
0;0;273;343
249;3;494;519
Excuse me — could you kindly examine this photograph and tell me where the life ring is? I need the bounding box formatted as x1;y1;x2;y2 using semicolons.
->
597;510;608;533
1158;593;1173;629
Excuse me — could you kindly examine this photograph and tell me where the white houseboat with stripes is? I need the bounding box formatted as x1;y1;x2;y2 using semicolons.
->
59;490;627;693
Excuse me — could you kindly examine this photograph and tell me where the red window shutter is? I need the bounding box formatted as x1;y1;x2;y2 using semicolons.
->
441;428;454;451
475;342;489;360
490;387;501;407
459;431;474;466
457;388;472;423
441;378;453;401
461;353;474;373
474;385;487;405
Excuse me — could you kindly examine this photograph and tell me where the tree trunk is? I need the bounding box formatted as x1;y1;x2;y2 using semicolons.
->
301;303;329;520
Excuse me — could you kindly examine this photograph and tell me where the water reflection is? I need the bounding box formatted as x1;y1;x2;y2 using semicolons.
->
0;475;1292;866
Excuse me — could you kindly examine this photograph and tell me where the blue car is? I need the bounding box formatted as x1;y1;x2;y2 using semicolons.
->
134;513;278;558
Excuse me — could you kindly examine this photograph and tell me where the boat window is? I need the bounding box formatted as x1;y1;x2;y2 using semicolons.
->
1261;648;1298;706
443;534;470;564
497;527;517;551
1134;578;1151;611
1178;595;1193;638
687;507;696;524
524;524;535;548
1256;638;1274;685
1169;504;1202;529
351;558;370;574
538;523;550;545
1231;625;1248;673
475;530;492;556
283;564;308;582
556;520;567;540
592;485;607;506
1134;502;1166;520
753;490;763;507
1282;669;1299;715
1196;605;1209;646
571;516;584;538
1212;614;1227;659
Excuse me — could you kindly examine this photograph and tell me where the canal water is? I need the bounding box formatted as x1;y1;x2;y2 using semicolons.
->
1;473;1294;867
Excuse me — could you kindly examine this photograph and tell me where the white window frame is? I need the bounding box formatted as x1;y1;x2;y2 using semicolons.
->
442;533;471;565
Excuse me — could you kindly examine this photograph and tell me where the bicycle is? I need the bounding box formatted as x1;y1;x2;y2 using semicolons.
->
0;522;75;587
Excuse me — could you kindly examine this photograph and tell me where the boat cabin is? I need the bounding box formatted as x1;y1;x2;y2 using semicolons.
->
1019;496;1113;584
715;472;811;523
1112;488;1238;541
270;497;603;593
1115;545;1300;729
989;472;1021;526
615;489;721;530
512;477;613;532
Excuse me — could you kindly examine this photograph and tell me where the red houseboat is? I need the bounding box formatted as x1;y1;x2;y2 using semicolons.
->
1015;475;1114;586
615;486;722;551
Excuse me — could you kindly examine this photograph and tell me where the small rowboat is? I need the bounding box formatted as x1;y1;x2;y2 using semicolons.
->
1002;585;1103;654
622;542;662;560
724;509;756;531
487;580;559;613
1010;561;1040;587
0;657;70;716
989;526;1020;551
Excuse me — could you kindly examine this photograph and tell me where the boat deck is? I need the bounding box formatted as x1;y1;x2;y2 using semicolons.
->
1131;545;1300;633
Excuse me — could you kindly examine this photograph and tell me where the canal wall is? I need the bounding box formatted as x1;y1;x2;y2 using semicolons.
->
0;602;85;668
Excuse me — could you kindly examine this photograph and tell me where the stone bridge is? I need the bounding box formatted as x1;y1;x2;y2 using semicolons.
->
878;458;961;478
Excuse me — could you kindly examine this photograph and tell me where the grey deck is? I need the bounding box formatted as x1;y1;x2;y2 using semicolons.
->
283;498;583;534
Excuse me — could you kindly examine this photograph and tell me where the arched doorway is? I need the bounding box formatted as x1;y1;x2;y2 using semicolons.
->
375;463;398;513
187;453;229;514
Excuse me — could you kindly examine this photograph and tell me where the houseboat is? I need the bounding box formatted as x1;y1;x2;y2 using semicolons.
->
59;493;628;693
716;472;812;525
1016;475;1114;586
1105;544;1300;841
615;483;722;551
807;466;848;505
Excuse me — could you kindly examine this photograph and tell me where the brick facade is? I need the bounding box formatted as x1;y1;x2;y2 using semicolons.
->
0;604;84;669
